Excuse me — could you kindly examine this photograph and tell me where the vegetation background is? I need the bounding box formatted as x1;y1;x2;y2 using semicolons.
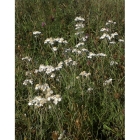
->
15;0;125;139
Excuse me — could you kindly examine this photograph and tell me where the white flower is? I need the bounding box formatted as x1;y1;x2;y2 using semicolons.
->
111;32;118;39
106;34;111;40
72;48;78;53
55;61;63;70
34;69;39;73
110;61;118;66
33;31;41;35
45;66;55;74
75;42;84;48
22;56;32;62
80;36;88;42
75;23;85;30
87;52;96;58
72;61;77;66
52;47;58;52
100;33;107;39
23;79;33;85
79;71;91;77
96;53;107;57
35;84;41;90
87;88;93;91
39;64;47;72
64;58;72;66
50;73;55;78
75;16;85;22
25;71;32;76
118;39;124;42
109;41;116;44
100;28;109;32
103;79;112;86
81;48;89;52
85;72;91;77
28;96;47;107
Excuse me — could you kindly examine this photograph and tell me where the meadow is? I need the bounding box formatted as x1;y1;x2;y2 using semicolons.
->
15;0;125;139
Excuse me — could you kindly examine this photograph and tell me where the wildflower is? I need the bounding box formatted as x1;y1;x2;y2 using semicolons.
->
85;72;91;77
35;84;41;90
28;96;47;107
47;94;62;105
25;71;32;76
52;47;58;52
44;38;54;45
100;28;109;32
100;33;107;39
103;78;112;86
46;88;53;94
40;83;49;92
64;58;72;66
79;71;86;76
106;34;111;40
52;94;62;105
33;31;41;35
22;56;32;62
87;52;96;58
35;83;49;92
75;16;85;22
109;41;116;44
39;64;47;72
81;48;89;52
105;20;114;25
75;23;85;30
72;48;78;53
79;71;91;77
87;88;93;91
80;36;88;42
46;66;55;74
55;62;63;70
77;50;82;54
72;61;77;66
23;79;33;85
75;42;84;48
34;69;39;73
118;39;124;42
111;32;118;39
96;53;107;57
50;73;55;78
110;61;118;66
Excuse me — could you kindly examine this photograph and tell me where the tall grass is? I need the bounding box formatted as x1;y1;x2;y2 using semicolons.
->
15;0;125;139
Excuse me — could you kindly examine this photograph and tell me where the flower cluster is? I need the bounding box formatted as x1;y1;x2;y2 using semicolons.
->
79;71;91;77
100;20;124;44
33;31;41;35
28;82;61;108
103;78;112;86
87;52;107;59
23;79;33;85
33;31;41;38
74;16;88;42
64;57;77;66
34;61;63;75
22;56;32;62
44;37;68;45
28;94;62;108
110;61;118;66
